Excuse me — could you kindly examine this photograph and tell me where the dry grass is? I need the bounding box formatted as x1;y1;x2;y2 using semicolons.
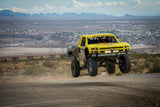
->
0;60;71;76
130;53;160;74
0;59;72;83
0;53;160;79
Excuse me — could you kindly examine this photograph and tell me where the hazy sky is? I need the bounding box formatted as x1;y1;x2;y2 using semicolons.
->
0;0;160;16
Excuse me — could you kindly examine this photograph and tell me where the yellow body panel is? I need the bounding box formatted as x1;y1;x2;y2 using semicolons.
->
78;33;130;54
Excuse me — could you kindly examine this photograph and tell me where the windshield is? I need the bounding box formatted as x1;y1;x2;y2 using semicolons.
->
88;36;118;45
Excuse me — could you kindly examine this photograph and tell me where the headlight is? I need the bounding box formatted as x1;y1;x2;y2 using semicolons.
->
113;50;118;52
105;51;111;53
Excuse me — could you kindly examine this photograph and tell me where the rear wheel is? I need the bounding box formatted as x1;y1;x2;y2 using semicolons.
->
88;57;98;76
71;58;80;77
119;55;131;73
106;62;115;74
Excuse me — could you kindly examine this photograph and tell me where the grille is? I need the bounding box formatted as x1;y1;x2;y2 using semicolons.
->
100;46;123;50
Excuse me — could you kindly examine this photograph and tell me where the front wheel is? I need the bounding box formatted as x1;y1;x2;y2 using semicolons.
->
119;55;131;73
88;57;98;76
106;62;115;74
71;59;80;77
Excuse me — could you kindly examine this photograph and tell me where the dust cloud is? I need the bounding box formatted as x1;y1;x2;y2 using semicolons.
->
0;60;73;83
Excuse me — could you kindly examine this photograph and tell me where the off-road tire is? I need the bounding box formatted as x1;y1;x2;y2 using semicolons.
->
106;62;115;74
119;55;131;73
88;57;98;76
71;59;80;77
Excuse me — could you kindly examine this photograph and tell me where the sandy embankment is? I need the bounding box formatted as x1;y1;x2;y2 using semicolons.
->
0;47;67;57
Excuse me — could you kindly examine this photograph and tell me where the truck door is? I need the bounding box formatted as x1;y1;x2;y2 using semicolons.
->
79;37;86;61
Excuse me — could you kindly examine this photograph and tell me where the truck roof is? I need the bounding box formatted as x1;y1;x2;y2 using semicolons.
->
81;33;115;38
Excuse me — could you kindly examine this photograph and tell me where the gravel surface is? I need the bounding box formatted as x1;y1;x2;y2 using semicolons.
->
0;73;160;107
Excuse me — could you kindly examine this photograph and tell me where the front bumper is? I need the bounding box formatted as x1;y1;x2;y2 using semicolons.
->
92;52;130;57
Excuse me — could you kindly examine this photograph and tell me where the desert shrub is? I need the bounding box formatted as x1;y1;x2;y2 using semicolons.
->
149;61;160;73
130;52;139;59
131;53;150;59
131;64;144;73
24;65;48;75
156;54;160;57
43;61;56;68
140;53;149;59
146;56;158;63
60;54;67;59
138;64;144;70
132;60;138;66
131;66;137;73
144;61;150;68
25;61;39;65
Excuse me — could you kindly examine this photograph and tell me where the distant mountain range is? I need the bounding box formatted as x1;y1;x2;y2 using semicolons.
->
0;10;130;18
0;10;159;18
0;10;30;17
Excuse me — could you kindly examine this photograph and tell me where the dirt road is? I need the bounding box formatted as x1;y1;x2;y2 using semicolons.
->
0;73;160;107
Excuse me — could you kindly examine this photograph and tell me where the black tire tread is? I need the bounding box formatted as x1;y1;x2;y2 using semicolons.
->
88;57;98;76
71;59;80;77
119;55;131;73
107;62;115;74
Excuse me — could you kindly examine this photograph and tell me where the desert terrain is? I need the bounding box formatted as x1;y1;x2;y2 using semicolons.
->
0;53;160;107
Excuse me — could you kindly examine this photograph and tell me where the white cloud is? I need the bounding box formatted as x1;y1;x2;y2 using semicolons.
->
0;0;127;15
119;1;127;6
45;4;56;10
30;5;56;14
31;6;45;13
92;1;103;7
105;2;113;6
5;4;57;14
135;0;142;4
58;0;128;15
11;7;27;13
72;0;127;8
104;1;127;6
72;0;88;8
